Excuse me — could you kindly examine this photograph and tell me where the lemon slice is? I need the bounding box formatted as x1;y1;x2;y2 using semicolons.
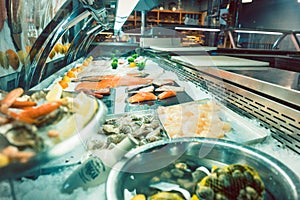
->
72;92;97;116
58;114;77;140
59;92;98;140
17;50;28;65
46;82;63;101
0;153;10;167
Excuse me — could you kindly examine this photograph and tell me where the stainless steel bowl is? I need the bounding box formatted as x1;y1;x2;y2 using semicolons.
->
106;138;300;200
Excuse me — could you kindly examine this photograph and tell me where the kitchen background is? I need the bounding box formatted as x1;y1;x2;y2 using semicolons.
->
157;0;300;30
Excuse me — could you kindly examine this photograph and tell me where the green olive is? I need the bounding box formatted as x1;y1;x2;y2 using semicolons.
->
128;57;135;63
111;61;118;69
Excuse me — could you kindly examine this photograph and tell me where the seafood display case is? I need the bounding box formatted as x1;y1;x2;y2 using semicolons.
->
1;1;300;200
1;46;299;199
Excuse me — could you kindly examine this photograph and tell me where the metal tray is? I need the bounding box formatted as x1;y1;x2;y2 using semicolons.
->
157;99;269;145
0;92;107;180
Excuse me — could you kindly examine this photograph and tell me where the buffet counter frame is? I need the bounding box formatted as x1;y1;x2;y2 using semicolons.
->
148;53;300;155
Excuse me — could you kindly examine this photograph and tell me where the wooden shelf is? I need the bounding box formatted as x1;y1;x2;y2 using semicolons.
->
125;9;204;30
122;10;207;45
158;20;181;24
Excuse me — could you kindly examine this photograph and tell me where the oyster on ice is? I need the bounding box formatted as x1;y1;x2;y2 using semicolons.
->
0;122;43;151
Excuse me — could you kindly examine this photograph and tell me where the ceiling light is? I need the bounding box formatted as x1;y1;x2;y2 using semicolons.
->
234;30;283;35
175;27;220;32
242;0;253;3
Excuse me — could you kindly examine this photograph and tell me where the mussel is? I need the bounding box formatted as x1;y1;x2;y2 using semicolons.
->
195;164;265;200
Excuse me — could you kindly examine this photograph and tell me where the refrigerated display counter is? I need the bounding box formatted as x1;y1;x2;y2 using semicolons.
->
150;53;299;147
0;1;300;199
1;50;299;199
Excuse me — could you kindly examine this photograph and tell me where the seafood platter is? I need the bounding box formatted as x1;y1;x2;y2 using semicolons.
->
88;98;269;156
156;99;269;144
124;81;194;112
49;55;196;113
86;110;170;152
106;138;300;200
0;87;107;180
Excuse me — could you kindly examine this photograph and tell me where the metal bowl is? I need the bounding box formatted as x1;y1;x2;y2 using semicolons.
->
106;138;300;200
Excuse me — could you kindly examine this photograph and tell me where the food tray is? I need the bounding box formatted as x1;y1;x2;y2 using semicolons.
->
91;109;170;150
157;99;269;145
0;91;107;180
125;82;194;112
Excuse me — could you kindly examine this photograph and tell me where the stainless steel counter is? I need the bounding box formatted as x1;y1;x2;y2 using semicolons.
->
155;54;300;155
223;67;300;91
168;55;299;107
204;66;300;107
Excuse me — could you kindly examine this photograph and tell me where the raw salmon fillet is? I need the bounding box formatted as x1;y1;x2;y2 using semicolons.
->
75;75;152;91
75;76;121;90
157;91;177;100
128;92;157;103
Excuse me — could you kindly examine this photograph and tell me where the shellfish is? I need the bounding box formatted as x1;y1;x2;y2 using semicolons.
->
0;122;43;151
96;112;167;148
196;164;265;200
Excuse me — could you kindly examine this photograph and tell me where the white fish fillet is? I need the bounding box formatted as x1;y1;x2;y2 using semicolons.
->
152;79;174;87
127;84;150;92
139;85;154;93
155;85;185;92
128;85;154;93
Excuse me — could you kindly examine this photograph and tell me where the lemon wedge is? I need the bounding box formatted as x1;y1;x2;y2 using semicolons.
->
0;153;9;167
17;50;28;65
72;92;98;117
58;114;77;140
46;82;63;101
58;92;98;140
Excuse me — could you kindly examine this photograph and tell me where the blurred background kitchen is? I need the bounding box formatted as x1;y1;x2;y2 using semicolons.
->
1;0;300;91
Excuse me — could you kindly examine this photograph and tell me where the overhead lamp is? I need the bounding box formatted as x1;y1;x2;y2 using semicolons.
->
234;29;283;35
242;0;253;3
175;27;220;32
114;0;140;31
